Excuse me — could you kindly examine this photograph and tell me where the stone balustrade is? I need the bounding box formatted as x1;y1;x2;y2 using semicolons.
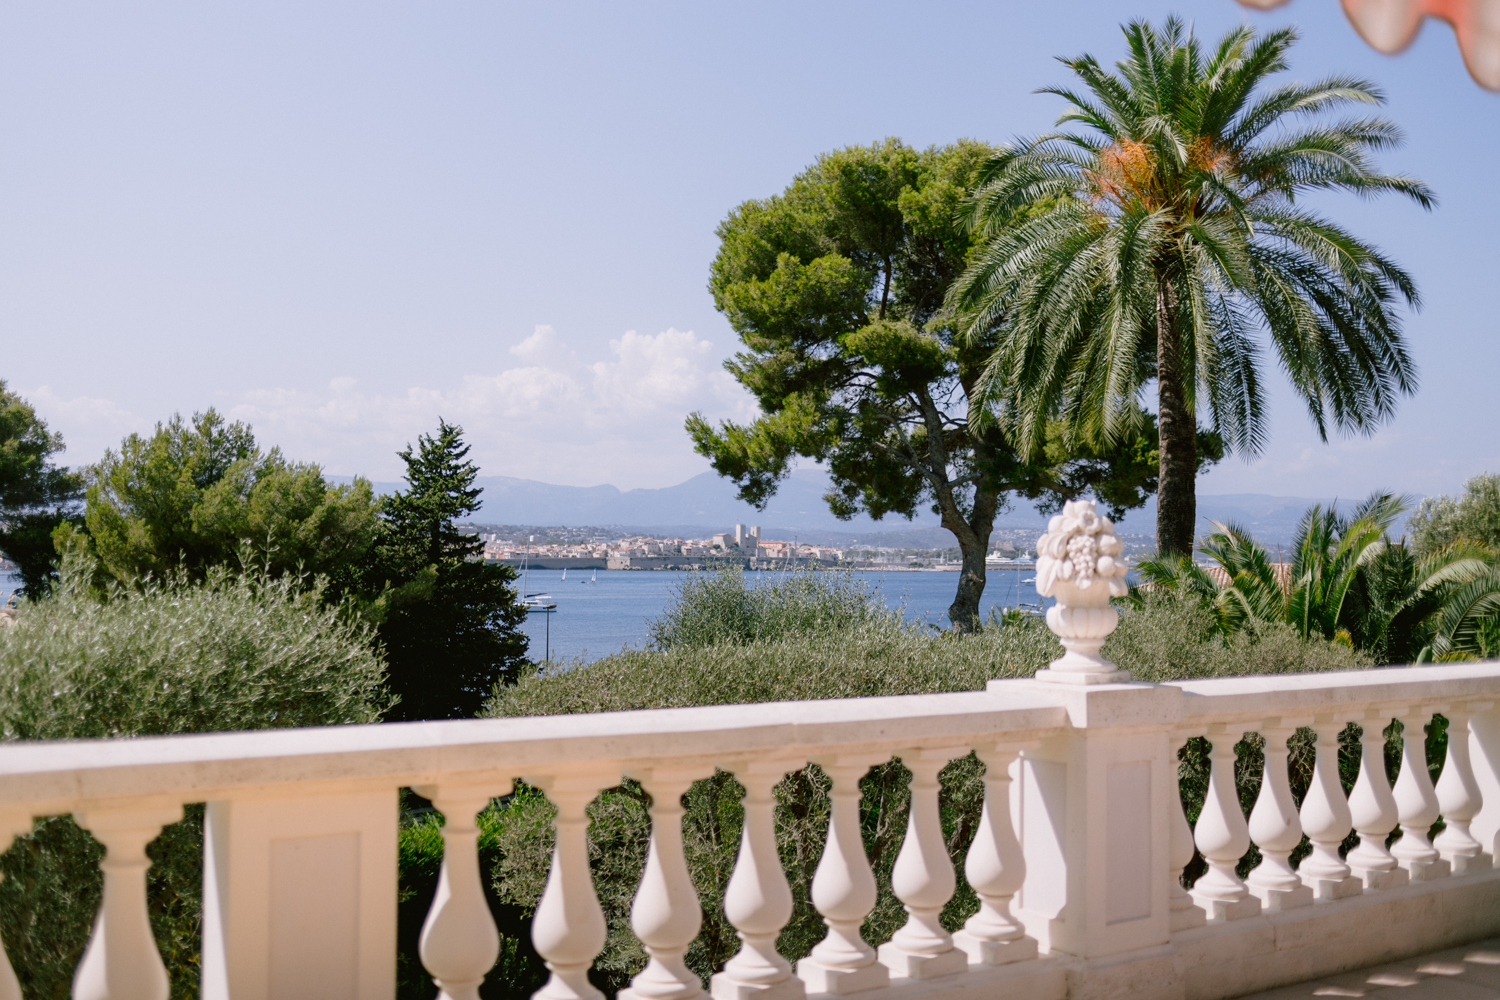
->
2;664;1500;1000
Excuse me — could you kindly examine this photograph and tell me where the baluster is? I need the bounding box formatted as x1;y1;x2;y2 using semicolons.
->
622;766;712;1000
1247;724;1313;910
1347;713;1408;890
1298;718;1363;900
1168;733;1207;932
1190;727;1260;920
0;903;14;1000
1468;703;1500;862
532;773;614;1000
879;748;966;979
1464;704;1500;863
0;811;31;1000
1435;702;1494;873
796;754;889;995
1392;708;1450;881
953;745;1040;961
711;760;805;1000
417;782;509;1000
71;801;184;1000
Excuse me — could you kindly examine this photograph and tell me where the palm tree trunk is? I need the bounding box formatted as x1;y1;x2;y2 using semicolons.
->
1155;272;1197;558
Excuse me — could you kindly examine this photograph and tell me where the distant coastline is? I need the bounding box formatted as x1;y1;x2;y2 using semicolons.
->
329;468;1369;546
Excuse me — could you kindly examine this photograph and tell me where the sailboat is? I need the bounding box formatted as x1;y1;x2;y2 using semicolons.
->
561;568;567;583
584;568;597;584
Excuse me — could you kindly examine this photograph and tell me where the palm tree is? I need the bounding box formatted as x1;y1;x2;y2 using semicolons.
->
950;18;1433;556
1200;493;1403;643
1138;493;1500;662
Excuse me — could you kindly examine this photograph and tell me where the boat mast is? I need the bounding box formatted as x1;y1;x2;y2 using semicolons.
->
524;535;532;598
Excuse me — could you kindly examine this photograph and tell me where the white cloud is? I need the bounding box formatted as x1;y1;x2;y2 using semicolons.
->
224;325;757;489
17;386;142;464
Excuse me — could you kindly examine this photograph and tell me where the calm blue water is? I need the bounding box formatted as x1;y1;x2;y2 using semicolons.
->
516;568;1052;663
1;567;1051;665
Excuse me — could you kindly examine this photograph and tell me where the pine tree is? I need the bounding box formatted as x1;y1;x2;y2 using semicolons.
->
0;380;82;596
376;420;528;721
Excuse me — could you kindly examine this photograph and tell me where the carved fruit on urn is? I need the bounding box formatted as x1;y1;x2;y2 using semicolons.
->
1034;499;1131;683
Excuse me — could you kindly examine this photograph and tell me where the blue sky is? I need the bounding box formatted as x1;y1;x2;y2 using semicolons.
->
1;1;1494;498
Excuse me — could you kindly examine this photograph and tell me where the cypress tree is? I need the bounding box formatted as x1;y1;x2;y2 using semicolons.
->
376;419;528;721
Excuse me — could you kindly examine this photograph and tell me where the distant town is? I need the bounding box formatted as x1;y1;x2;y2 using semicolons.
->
461;522;1153;571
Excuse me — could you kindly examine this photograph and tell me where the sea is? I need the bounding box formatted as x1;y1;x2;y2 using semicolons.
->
0;566;1052;665
515;567;1051;664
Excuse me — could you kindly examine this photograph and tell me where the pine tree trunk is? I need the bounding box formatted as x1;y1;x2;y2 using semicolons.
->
1155;272;1197;558
941;482;999;634
915;386;999;634
947;535;989;634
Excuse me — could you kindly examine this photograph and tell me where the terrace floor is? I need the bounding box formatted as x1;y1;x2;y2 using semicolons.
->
1241;938;1500;1000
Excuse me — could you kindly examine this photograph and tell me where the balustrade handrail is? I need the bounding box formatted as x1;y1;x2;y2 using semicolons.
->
0;664;1496;817
1168;662;1500;724
0;688;1071;815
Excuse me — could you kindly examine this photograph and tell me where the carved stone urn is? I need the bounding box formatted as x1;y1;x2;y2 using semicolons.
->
1033;499;1131;684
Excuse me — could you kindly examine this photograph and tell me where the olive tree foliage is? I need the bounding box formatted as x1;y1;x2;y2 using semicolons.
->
690;139;1176;633
646;567;900;650
74;409;380;594
0;557;391;1000
1409;473;1500;557
0;380;82;597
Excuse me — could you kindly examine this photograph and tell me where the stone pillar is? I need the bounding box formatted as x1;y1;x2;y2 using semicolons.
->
200;790;398;1000
73;802;184;1000
952;744;1040;963
996;677;1184;1000
1347;712;1408;890
712;760;805;1000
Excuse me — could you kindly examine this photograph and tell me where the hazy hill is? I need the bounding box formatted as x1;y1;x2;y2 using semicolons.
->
332;468;1371;546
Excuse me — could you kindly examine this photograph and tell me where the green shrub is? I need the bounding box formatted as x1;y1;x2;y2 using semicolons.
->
498;620;1060;716
0;558;391;1000
1105;590;1373;680
646;568;900;651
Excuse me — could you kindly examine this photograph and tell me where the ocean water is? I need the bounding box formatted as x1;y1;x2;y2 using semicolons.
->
515;568;1052;664
0;567;1053;665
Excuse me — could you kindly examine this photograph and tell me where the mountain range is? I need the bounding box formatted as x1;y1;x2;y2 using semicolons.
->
333;468;1386;546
